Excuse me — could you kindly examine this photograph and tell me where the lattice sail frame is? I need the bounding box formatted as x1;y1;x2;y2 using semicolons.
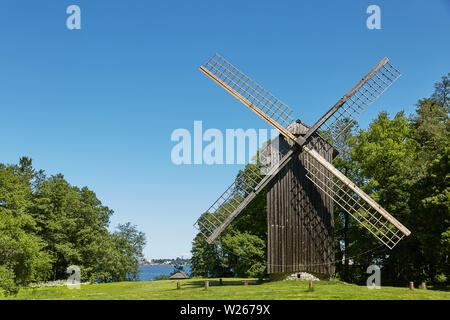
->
195;139;293;243
200;54;296;135
196;53;411;249
319;59;402;143
302;147;410;249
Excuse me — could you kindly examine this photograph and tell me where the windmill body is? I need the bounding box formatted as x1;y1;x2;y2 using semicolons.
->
267;122;336;276
194;54;411;278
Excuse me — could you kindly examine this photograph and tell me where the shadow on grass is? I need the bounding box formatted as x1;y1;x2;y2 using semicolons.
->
382;282;450;292
427;286;450;292
180;279;267;288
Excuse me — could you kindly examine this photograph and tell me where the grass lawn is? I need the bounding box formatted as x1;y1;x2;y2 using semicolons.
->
1;278;449;300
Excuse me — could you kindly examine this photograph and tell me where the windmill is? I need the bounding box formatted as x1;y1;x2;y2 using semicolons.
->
194;54;411;277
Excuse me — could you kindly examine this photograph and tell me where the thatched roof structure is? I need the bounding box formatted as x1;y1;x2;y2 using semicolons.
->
169;271;189;279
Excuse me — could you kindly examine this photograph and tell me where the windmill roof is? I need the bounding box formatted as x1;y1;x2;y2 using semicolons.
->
287;121;309;135
287;120;339;158
169;271;189;279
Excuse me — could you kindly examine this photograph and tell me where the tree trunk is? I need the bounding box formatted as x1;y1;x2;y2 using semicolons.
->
344;212;349;282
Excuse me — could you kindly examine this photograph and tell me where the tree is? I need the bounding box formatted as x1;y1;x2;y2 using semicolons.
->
190;231;228;278
0;158;147;294
171;265;184;276
31;174;117;282
431;73;449;108
190;166;267;278
337;74;449;285
111;223;147;281
331;119;369;282
0;162;52;295
221;230;266;277
407;77;449;283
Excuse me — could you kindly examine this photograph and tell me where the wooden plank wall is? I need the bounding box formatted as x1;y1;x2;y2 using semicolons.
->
267;133;335;276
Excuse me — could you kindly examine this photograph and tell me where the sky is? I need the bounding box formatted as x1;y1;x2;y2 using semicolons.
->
0;1;449;259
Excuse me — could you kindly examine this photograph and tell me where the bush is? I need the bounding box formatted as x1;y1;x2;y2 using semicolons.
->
154;274;169;280
435;273;448;284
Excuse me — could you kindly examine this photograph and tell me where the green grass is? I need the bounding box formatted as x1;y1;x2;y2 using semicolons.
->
2;278;449;300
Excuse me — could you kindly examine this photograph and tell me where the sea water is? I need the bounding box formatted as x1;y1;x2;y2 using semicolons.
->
137;265;191;281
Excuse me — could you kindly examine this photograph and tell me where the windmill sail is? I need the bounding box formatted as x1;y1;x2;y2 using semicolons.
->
195;138;294;243
196;53;299;243
302;146;411;249
302;58;402;148
200;54;297;142
197;53;410;249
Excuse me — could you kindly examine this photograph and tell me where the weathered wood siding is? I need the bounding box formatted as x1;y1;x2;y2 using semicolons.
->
267;133;335;276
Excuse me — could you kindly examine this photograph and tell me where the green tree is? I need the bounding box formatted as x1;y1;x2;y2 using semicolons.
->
338;74;449;285
190;165;267;278
32;174;114;281
0;161;52;295
221;230;266;277
190;231;228;277
111;223;147;281
171;265;184;276
407;77;449;283
1;157;147;293
431;73;449;108
331;119;370;282
348;111;420;284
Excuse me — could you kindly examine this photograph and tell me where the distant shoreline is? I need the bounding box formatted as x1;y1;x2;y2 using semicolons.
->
139;264;192;267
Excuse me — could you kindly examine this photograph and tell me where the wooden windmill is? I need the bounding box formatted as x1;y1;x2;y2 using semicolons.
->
194;54;411;277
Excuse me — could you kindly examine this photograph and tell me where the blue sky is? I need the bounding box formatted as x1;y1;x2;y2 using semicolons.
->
0;1;449;259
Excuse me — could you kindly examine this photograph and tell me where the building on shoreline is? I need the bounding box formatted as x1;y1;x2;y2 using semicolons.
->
139;258;191;266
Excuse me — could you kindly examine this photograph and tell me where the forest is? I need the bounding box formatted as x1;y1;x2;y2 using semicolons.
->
0;159;146;295
191;74;449;286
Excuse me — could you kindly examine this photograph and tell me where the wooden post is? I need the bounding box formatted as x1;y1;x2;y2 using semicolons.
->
420;282;426;289
205;281;209;290
177;282;181;290
309;280;313;290
409;282;414;290
219;278;223;286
